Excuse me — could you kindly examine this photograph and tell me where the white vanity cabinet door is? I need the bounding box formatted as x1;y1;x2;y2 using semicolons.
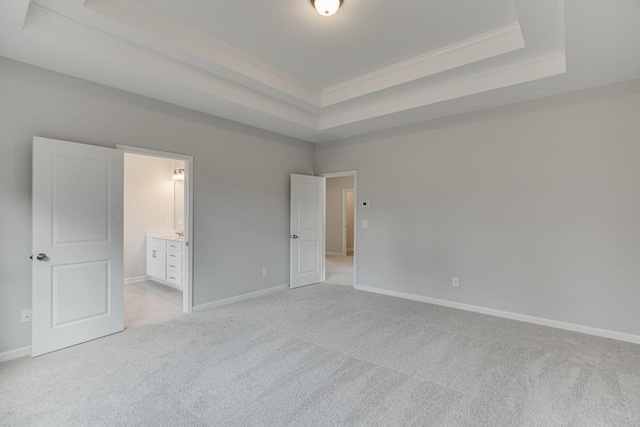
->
145;237;184;289
146;239;166;281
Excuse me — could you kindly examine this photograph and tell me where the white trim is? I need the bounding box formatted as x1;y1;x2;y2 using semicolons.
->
320;50;567;129
325;251;343;256
342;189;354;257
320;170;358;179
80;0;320;109
320;171;357;287
147;278;183;292
118;144;194;314
192;284;289;312
124;275;148;284
0;346;31;363
354;284;640;345
321;22;525;106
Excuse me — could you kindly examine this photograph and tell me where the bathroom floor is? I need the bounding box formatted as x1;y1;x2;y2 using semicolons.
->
124;280;183;328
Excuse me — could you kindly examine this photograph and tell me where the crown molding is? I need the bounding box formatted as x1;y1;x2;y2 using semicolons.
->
44;0;530;111
6;4;319;133
55;0;322;111
319;50;567;129
4;0;31;29
321;22;526;107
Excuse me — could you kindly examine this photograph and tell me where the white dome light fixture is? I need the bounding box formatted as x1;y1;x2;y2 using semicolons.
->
312;0;342;17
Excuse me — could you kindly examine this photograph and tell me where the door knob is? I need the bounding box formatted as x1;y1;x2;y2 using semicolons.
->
36;253;48;261
291;235;298;239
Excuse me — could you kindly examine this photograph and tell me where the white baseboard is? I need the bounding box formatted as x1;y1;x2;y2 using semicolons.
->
126;276;182;292
325;251;344;256
147;278;183;292
0;346;31;363
193;284;289;313
124;275;149;284
354;284;640;345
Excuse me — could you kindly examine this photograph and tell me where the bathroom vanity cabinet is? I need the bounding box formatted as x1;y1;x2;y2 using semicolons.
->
146;237;184;290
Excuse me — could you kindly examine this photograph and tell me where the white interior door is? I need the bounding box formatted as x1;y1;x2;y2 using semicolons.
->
290;174;325;288
32;137;124;357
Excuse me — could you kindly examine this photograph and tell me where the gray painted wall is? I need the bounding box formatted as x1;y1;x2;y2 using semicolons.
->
0;57;314;354
325;176;354;254
316;80;640;336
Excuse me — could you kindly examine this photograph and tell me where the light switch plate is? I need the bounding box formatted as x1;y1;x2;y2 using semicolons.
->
361;220;369;228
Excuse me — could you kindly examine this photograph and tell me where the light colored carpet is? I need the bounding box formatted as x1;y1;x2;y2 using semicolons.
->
2;284;640;425
326;254;354;286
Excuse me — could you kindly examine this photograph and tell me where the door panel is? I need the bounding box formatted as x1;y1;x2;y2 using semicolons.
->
290;174;325;288
297;240;320;274
32;137;124;357
53;154;110;244
52;260;109;327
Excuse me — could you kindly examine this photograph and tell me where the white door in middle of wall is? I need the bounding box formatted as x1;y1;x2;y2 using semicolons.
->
290;174;325;288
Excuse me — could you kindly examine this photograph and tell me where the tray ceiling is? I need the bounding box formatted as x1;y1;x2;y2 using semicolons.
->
137;0;519;87
0;0;639;142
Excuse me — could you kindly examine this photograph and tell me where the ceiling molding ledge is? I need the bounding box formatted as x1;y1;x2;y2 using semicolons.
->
44;0;321;112
8;4;319;133
4;0;32;29
319;50;567;130
321;22;526;107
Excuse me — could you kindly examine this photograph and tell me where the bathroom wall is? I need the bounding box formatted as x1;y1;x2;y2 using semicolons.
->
123;153;184;280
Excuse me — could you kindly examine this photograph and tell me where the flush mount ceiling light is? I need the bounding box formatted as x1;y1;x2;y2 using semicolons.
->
312;0;342;17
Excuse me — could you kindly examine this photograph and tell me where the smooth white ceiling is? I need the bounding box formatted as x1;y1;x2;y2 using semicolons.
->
138;0;518;87
0;0;638;142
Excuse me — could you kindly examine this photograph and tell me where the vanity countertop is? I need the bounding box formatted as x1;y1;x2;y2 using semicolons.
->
146;231;184;242
156;236;184;241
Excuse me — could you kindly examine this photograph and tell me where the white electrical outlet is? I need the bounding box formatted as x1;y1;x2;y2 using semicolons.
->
361;220;369;228
452;277;460;287
262;267;268;278
21;309;32;323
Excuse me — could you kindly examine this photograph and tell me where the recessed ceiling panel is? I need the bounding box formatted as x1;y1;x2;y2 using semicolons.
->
138;0;518;87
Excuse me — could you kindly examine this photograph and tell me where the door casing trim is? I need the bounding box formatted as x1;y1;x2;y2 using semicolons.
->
117;144;194;314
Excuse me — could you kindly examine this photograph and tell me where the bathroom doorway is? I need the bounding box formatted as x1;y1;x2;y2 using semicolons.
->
120;145;193;327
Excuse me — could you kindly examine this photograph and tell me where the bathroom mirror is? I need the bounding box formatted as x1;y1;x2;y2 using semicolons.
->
174;179;185;233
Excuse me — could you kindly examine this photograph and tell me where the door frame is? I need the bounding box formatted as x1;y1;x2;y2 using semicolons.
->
343;189;354;255
320;171;357;287
117;145;194;314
